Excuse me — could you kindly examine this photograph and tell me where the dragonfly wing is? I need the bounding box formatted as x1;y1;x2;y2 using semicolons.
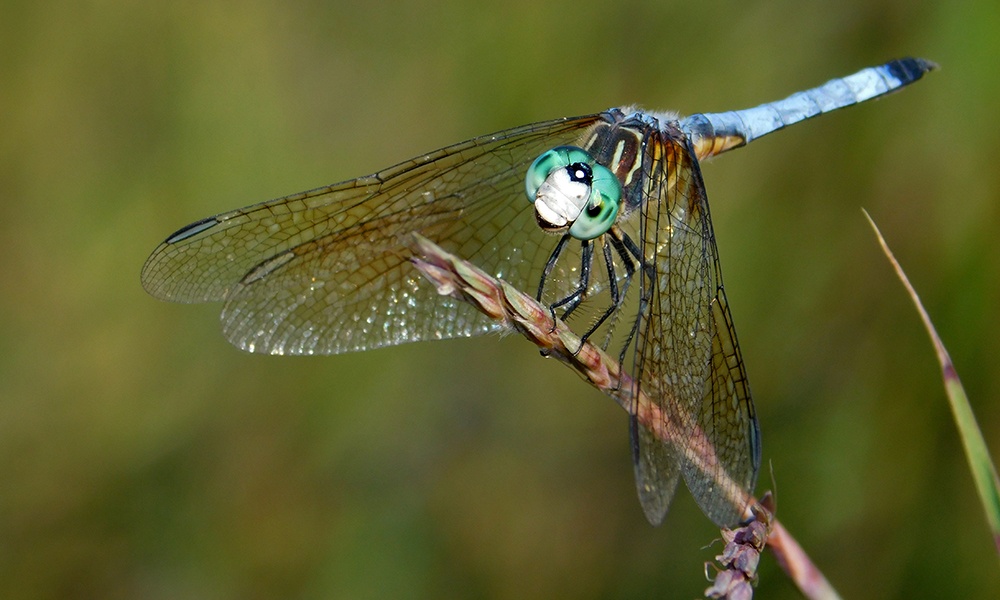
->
141;115;606;354
627;124;715;524
631;415;682;526
689;283;761;525
629;123;757;526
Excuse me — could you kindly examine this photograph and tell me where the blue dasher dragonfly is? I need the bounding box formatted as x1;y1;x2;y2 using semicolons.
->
142;58;933;527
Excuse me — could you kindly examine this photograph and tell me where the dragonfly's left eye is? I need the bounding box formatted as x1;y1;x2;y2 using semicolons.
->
568;164;621;240
525;146;622;239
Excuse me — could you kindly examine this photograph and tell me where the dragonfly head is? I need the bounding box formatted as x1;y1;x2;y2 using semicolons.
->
525;146;622;240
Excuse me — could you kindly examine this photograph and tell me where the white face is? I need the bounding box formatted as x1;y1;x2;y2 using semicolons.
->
533;163;592;229
524;145;622;241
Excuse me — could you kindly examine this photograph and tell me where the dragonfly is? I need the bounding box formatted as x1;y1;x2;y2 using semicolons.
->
142;57;934;527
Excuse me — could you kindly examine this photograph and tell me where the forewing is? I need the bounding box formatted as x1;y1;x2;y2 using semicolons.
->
627;127;716;524
141;115;604;354
670;137;759;526
627;125;758;526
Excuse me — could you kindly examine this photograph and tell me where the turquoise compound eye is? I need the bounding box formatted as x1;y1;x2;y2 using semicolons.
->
568;164;621;240
525;146;593;200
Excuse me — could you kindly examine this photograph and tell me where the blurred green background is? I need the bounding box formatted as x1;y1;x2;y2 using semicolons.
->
2;0;998;598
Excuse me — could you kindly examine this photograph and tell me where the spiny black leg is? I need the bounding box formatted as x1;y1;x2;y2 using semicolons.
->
607;229;637;307
551;239;593;321
609;231;636;277
619;230;652;280
537;233;572;302
577;239;622;347
616;229;654;370
577;228;642;351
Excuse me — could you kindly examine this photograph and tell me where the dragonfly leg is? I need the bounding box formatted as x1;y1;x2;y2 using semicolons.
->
615;230;654;375
576;231;637;350
579;241;620;343
550;239;593;321
536;234;572;301
536;234;574;332
608;230;639;300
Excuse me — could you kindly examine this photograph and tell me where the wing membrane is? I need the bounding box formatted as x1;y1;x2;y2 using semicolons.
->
141;115;605;354
629;125;759;526
631;416;682;525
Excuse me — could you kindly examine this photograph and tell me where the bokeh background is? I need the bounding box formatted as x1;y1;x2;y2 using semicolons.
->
2;1;998;598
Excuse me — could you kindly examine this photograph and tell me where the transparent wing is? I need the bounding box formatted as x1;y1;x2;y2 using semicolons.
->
141;114;606;355
695;284;761;524
631;416;682;526
629;128;759;527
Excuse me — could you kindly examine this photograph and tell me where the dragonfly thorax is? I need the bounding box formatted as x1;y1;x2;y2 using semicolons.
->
525;145;622;240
